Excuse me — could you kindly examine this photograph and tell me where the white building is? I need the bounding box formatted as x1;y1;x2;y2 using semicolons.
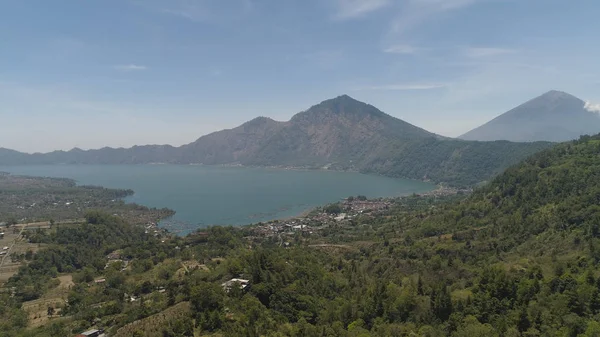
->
221;278;250;291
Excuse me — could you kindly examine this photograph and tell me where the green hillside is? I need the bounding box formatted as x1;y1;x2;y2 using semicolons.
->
358;138;552;187
3;135;600;336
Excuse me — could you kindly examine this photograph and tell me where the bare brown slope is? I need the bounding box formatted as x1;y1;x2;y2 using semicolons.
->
177;116;286;164
246;94;438;166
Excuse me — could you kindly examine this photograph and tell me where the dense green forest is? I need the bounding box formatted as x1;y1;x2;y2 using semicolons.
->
356;138;552;187
3;134;600;336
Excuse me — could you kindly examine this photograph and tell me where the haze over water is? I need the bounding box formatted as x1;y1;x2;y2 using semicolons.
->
0;165;434;234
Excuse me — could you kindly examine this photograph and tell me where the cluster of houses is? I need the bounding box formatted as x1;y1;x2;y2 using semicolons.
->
251;220;316;237
249;198;400;238
144;222;169;238
342;199;392;213
417;186;472;198
104;250;129;271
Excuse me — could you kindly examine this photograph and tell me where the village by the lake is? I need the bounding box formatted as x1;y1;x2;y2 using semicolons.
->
243;186;470;241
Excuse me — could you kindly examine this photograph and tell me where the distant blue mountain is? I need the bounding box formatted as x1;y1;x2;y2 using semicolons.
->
460;90;600;142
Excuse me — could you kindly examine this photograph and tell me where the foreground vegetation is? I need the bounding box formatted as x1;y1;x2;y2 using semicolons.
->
2;134;600;336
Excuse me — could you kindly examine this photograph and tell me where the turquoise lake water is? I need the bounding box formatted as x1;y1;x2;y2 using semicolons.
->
0;165;434;234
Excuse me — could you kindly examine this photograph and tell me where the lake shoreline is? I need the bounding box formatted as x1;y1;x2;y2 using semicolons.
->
4;162;437;187
0;164;436;235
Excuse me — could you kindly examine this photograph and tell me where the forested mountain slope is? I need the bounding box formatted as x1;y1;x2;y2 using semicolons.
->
438;133;600;240
357;137;551;186
205;134;600;336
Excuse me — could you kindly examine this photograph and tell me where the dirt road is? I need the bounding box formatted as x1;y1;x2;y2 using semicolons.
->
0;225;26;270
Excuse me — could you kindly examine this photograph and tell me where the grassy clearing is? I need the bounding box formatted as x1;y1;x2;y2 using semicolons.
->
0;225;44;285
21;274;73;328
112;301;192;337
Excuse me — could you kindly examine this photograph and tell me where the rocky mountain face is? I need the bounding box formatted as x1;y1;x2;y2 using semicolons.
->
244;95;439;167
460;90;600;142
178;116;287;165
0;95;552;186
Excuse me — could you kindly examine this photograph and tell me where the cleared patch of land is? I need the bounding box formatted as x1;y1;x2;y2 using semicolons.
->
308;243;353;249
112;301;192;337
21;274;73;328
0;225;44;284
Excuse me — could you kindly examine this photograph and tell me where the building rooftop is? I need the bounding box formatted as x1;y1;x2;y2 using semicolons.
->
75;329;102;337
221;278;251;291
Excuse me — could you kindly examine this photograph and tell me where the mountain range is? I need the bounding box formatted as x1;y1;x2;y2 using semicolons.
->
460;90;600;142
0;95;553;187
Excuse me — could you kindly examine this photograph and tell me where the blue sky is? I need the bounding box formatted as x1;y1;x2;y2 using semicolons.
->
1;0;599;152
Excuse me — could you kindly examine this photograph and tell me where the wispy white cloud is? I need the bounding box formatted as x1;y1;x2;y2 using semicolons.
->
389;0;479;36
585;101;600;113
161;8;205;21
356;83;447;91
383;44;420;54
114;64;148;71
411;0;478;11
333;0;392;20
464;47;516;58
137;0;253;22
304;50;345;69
162;5;208;21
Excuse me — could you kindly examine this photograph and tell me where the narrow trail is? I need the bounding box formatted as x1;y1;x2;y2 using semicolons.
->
308;244;353;249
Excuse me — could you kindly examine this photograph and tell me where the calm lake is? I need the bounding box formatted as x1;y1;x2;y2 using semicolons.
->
0;165;434;234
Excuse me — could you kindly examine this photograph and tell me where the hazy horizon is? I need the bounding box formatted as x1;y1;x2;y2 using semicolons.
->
2;90;592;155
2;0;600;152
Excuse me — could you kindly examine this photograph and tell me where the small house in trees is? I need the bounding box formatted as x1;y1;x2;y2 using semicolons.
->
75;329;104;337
221;278;250;292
